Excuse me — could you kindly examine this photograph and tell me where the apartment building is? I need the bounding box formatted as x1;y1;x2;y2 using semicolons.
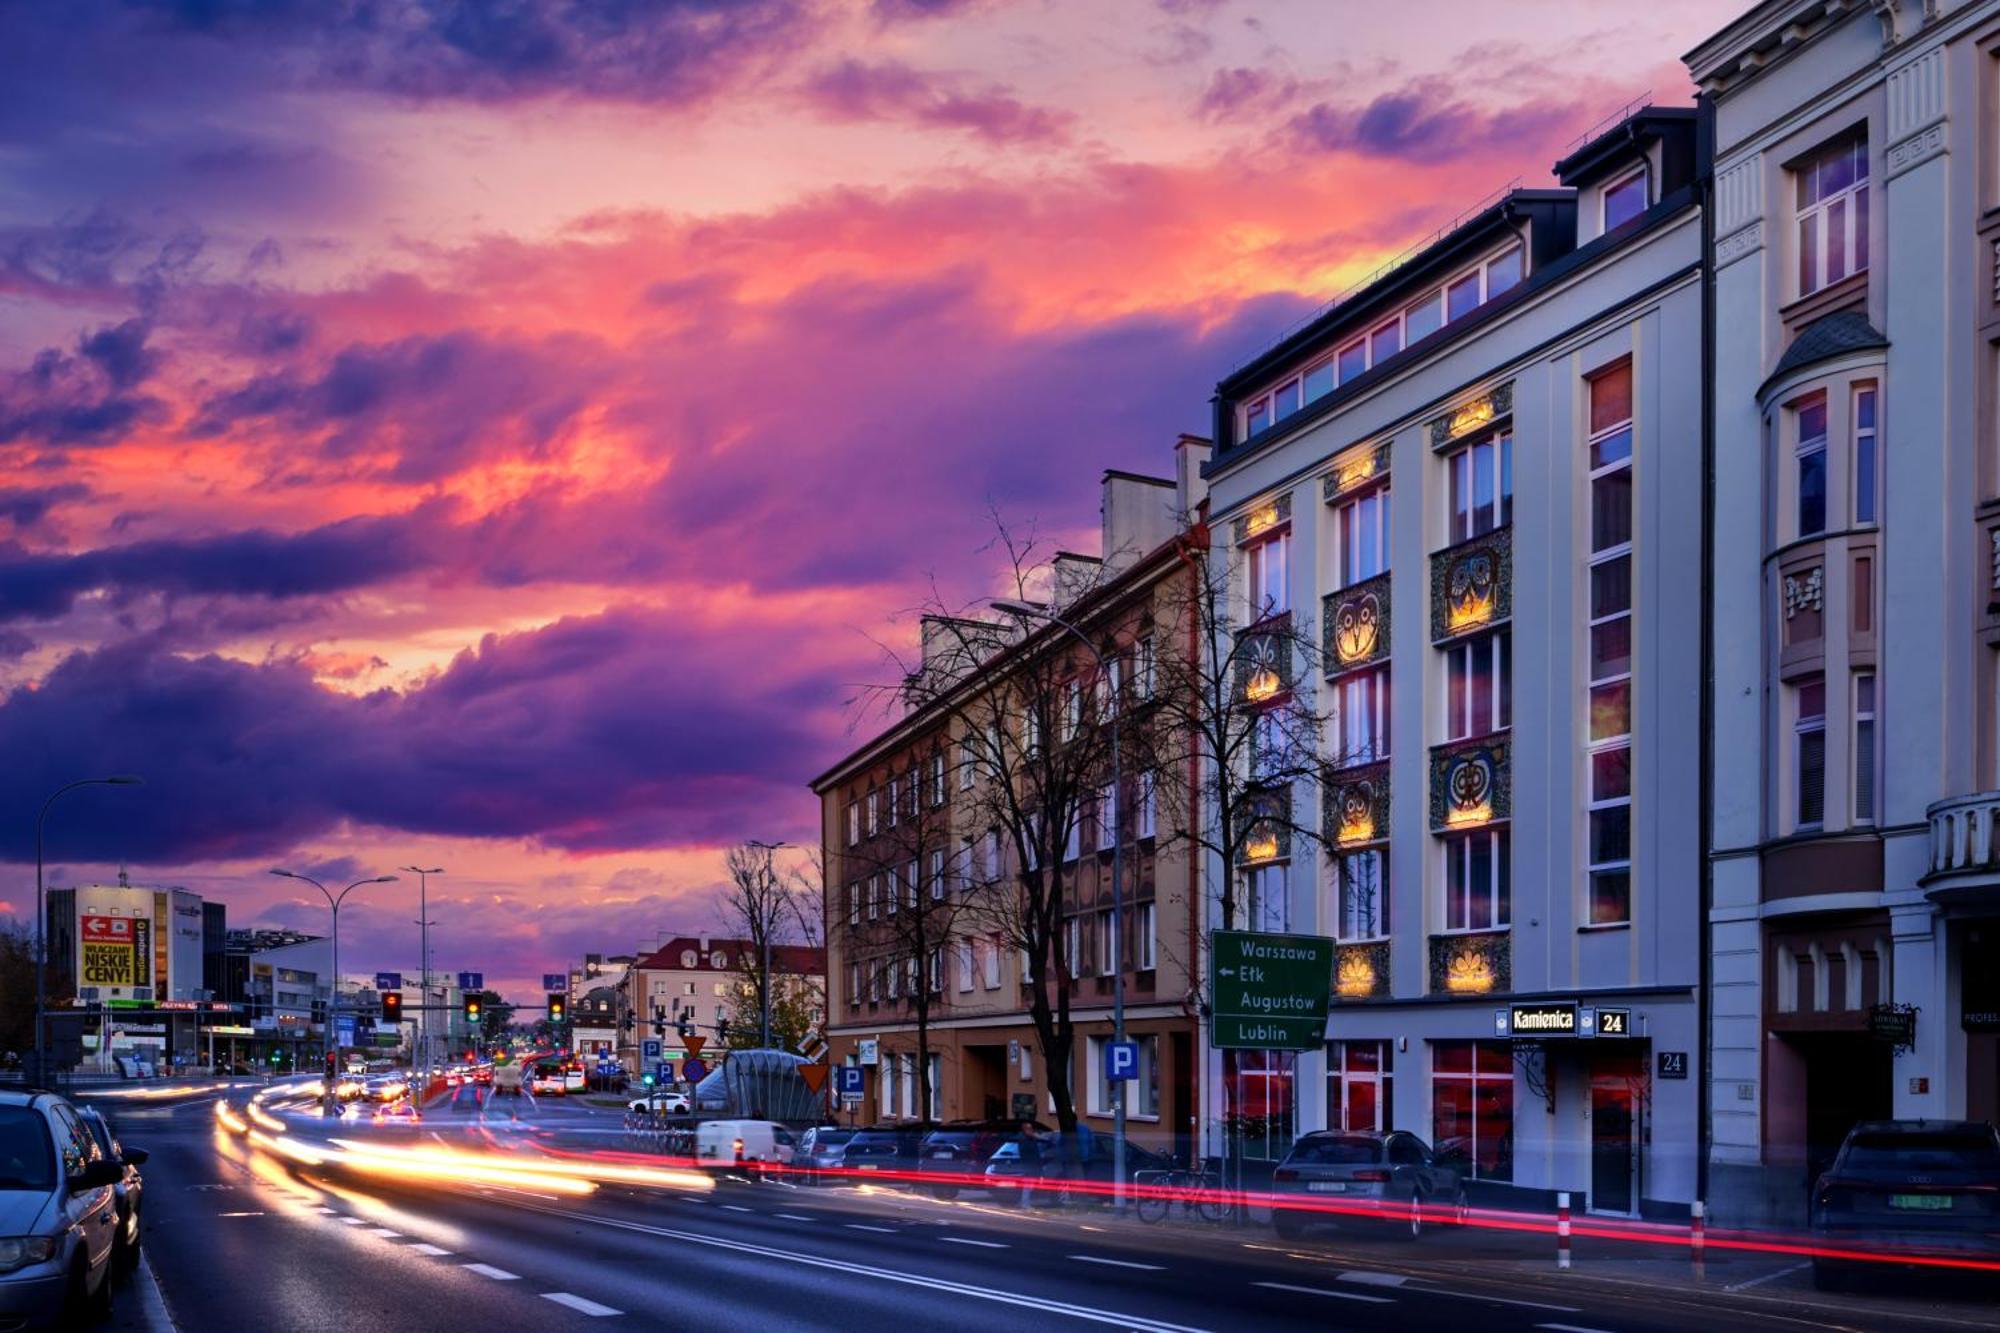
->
1200;108;1709;1216
1691;0;2000;1226
813;462;1206;1152
620;934;823;1074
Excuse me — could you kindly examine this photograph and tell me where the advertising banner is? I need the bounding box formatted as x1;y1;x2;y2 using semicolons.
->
80;915;139;987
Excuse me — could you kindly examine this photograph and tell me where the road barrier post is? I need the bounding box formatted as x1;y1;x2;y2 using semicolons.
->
1556;1192;1572;1270
1690;1199;1706;1273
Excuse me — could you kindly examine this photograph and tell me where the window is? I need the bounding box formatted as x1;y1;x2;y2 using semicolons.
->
956;943;974;992
1603;167;1648;231
1447;270;1481;323
1484;246;1523;299
1796;395;1828;537
1228;1050;1295;1160
867;873;879;921
1796;676;1827;829
929;753;946;806
848;962;860;1008
1326;1041;1393;1133
1095;910;1115;975
1332;665;1391;766
959;734;977;789
1062;812;1080;863
983;936;1002;989
1334;848;1388;940
1796;134;1869;296
866;789;879;837
1431;1042;1513;1181
1137;771;1157;839
1096;783;1117;851
848;882;860;927
1136;900;1156;970
1405;292;1443;344
929;949;944;994
1443;828;1509;931
1063;679;1081;740
1587;362;1634;926
887;776;899;827
1251;706;1287;781
929;849;946;899
1272;377;1302;423
1447;430;1512;543
1369;317;1401;365
1246;530;1290;619
1445;631;1510;741
905;860;919;907
1087;1034;1160;1118
1303;360;1335;404
1136;637;1155;698
1338;339;1368;383
985;828;1003;881
1854;672;1877;824
1065;917;1082;978
1246;398;1270;437
1853;384;1878;525
1333;484;1390;588
885;959;898;999
1245;862;1286;932
846;800;860;846
885;868;898;916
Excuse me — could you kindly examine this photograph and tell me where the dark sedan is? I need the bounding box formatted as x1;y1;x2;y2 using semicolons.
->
982;1133;1173;1207
75;1106;147;1272
917;1121;1049;1199
1811;1119;2000;1289
1270;1130;1466;1241
832;1124;934;1180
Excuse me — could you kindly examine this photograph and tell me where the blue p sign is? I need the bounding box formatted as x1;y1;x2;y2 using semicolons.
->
1104;1040;1140;1082
836;1066;866;1097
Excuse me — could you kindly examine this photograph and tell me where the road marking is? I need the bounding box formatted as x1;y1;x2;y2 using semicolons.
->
845;1223;896;1233
314;1206;340;1214
721;1204;754;1212
542;1293;622;1317
940;1237;1008;1248
1441;1292;1580;1313
216;1211;266;1218
1068;1255;1164;1271
407;1244;453;1256
1724;1262;1809;1292
774;1213;813;1221
1338;1271;1409;1287
518;1204;1210;1333
368;1227;403;1238
337;1216;370;1226
463;1263;520;1280
1253;1281;1394;1305
1537;1325;1619;1333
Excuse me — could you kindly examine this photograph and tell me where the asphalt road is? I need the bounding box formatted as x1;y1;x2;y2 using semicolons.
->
80;1087;2000;1333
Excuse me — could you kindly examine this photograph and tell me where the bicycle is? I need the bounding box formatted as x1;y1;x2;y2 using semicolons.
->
1132;1165;1233;1224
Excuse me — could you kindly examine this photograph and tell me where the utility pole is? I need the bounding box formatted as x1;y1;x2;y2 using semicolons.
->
403;866;443;1076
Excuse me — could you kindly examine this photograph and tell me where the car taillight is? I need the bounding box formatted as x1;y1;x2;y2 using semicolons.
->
1351;1169;1390;1182
1272;1168;1298;1182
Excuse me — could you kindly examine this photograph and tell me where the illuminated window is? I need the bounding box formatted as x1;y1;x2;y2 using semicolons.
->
1444;632;1510;742
1586;361;1633;927
1447;430;1512;543
1332;665;1391;766
1333;484;1390;588
1245;529;1290;620
1431;1042;1513;1181
1603;166;1648;231
1443;828;1509;932
1327;1041;1393;1132
1796;134;1868;296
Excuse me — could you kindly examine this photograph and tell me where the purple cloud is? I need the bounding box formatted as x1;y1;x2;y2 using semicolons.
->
0;318;166;447
802;59;1070;145
1197;66;1304;122
1287;78;1582;165
0;482;90;529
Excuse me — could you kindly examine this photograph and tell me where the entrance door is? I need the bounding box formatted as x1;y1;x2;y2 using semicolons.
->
1590;1077;1637;1216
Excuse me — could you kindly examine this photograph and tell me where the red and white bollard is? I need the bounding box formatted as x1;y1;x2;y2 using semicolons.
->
1690;1200;1706;1272
1556;1191;1572;1270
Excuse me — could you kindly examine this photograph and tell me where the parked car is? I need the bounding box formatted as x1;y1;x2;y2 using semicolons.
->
1810;1119;2000;1289
627;1091;691;1115
528;1064;567;1095
1269;1130;1467;1241
695;1119;794;1168
794;1127;857;1183
837;1124;935;1178
0;1089;125;1327
982;1132;1173;1207
73;1107;146;1273
917;1121;1049;1199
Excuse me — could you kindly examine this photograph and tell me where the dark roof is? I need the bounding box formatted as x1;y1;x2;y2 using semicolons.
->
1552;108;1698;189
1764;310;1887;391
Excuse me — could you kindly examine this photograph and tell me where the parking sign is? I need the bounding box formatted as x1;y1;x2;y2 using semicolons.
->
655;1061;675;1085
1103;1039;1139;1082
836;1066;866;1100
641;1038;662;1062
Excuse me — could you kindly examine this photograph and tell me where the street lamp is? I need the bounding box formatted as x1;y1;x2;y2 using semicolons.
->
402;866;443;1077
34;775;143;1081
992;598;1129;1213
270;869;397;1089
746;840;787;1048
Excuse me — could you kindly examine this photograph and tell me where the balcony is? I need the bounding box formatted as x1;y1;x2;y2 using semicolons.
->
1324;571;1391;673
1428;931;1510;995
1430;526;1512;643
1924;791;2000;908
1429;734;1510;833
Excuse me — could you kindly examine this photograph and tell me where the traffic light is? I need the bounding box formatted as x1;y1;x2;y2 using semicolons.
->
641;1071;656;1087
675;1013;694;1040
381;991;403;1022
547;993;566;1023
325;1051;338;1079
269;1048;282;1065
463;995;483;1025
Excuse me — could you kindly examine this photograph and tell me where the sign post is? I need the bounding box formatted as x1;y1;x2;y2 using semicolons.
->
1103;1040;1139;1083
1207;930;1334;1050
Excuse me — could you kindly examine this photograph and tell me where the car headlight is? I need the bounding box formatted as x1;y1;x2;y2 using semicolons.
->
0;1237;58;1273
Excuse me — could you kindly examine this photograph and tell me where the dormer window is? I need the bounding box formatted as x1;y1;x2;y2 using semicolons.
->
1603;167;1648;231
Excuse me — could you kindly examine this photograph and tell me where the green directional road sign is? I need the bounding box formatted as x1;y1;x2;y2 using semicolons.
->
1209;929;1335;1050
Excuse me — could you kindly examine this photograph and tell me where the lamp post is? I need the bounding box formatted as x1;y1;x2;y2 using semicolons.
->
746;840;787;1048
270;869;396;1095
34;775;143;1081
993;598;1128;1213
402;866;443;1078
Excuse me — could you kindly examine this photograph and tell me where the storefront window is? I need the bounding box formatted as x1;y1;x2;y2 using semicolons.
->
1327;1040;1393;1132
1227;1049;1296;1160
1431;1041;1513;1181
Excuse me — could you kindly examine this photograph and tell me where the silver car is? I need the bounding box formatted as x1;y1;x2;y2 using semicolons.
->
1270;1130;1467;1241
75;1106;146;1273
0;1090;125;1328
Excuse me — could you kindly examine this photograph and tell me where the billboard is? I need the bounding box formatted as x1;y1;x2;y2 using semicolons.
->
80;914;145;988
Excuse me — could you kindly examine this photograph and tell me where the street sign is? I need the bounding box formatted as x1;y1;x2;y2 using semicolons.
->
456;971;483;991
373;972;402;991
1103;1039;1139;1082
1658;1051;1689;1079
799;1063;829;1094
856;1038;879;1065
542;973;566;991
655;1061;675;1084
1208;930;1334;1050
835;1066;865;1100
641;1038;663;1062
681;1034;706;1058
680;1056;709;1084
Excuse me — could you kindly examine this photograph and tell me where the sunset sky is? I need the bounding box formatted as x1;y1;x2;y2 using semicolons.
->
0;0;1742;1000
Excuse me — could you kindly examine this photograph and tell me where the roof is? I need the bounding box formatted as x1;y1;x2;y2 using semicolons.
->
1552;107;1698;188
1763;310;1887;393
631;935;824;976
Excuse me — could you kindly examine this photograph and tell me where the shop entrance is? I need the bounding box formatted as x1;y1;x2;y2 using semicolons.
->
1589;1055;1646;1216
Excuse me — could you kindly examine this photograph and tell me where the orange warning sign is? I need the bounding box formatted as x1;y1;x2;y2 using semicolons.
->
799;1063;829;1093
681;1035;706;1058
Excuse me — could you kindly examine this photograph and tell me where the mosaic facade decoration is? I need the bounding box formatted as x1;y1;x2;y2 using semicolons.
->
1430;526;1512;642
1324;572;1390;672
1429;735;1511;832
1231;491;1293;545
1323;761;1390;847
1322;441;1391;503
1426;382;1513;451
1335;941;1391;1000
1429;929;1511;996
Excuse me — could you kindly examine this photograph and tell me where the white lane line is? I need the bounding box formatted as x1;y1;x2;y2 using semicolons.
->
1724;1261;1809;1292
1443;1292;1580;1313
368;1227;403;1238
407;1243;453;1256
542;1293;622;1317
721;1204;754;1213
1338;1271;1409;1287
774;1213;813;1221
314;1206;339;1214
1253;1281;1394;1305
1537;1325;1619;1333
845;1223;896;1233
1068;1255;1165;1271
462;1263;521;1281
939;1237;1008;1249
337;1216;369;1226
513;1204;1209;1333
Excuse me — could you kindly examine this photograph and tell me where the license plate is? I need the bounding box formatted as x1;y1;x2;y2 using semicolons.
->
1306;1182;1348;1193
858;1163;878;1171
934;1150;954;1160
1889;1194;1953;1210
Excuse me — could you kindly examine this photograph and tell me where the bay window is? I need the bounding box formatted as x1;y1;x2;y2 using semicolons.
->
1796;395;1828;537
1853;384;1878;525
1854;672;1876;824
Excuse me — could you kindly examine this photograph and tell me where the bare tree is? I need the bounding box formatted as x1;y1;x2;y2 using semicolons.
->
720;842;820;1050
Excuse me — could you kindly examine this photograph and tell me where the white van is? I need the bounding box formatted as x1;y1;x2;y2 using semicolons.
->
695;1119;795;1168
